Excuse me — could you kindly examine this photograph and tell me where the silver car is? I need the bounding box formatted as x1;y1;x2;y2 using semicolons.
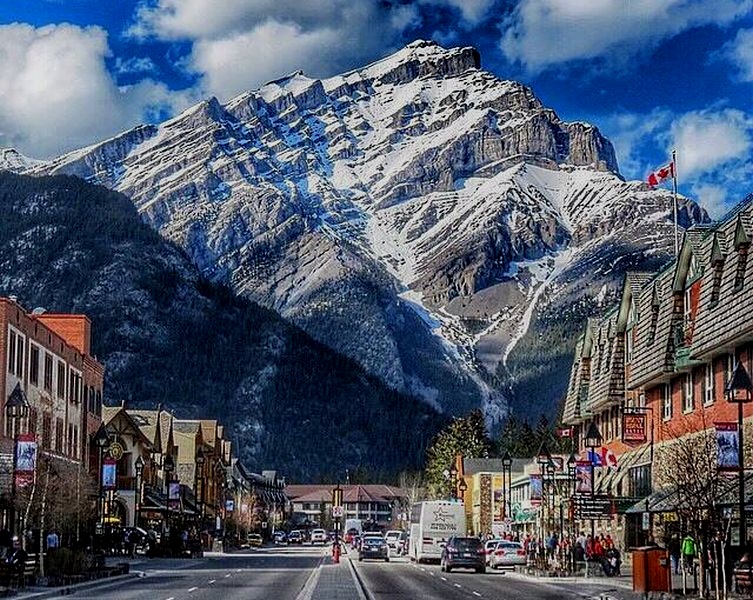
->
489;541;527;569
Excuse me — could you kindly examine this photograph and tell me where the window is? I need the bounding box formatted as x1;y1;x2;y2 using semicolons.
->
68;371;81;404
7;330;16;374
43;353;53;392
67;423;73;456
95;390;102;415
27;407;37;435
684;287;693;326
662;383;672;421
57;362;66;399
733;245;749;292
626;328;634;363
42;415;52;449
15;336;24;378
704;363;714;405
727;354;735;386
29;344;39;386
55;418;64;453
629;464;652;497
683;373;694;413
710;262;724;306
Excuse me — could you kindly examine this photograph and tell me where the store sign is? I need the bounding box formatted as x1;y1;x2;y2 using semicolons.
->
622;412;647;443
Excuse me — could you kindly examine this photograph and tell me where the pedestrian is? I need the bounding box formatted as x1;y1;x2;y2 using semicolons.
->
681;532;696;573
668;534;681;574
46;530;59;552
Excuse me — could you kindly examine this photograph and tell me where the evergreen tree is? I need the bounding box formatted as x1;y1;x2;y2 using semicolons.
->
424;409;491;498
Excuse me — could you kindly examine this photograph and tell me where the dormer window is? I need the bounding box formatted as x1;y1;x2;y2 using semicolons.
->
647;285;660;346
733;216;750;292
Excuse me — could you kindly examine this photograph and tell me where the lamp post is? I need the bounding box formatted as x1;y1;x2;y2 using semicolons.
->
584;421;603;543
726;360;753;548
567;452;577;539
458;478;468;503
5;384;29;537
135;455;144;529
449;463;458;501
537;442;552;538
92;422;111;528
163;452;175;537
502;451;512;522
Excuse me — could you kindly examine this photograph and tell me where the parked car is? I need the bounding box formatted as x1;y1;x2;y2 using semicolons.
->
288;530;303;544
273;531;288;545
359;536;389;562
311;529;328;545
489;541;527;569
247;533;263;548
440;537;486;573
483;539;500;565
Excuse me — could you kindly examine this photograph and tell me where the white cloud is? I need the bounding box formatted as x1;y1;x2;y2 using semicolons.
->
670;108;753;179
500;0;753;73
130;0;419;99
115;56;158;75
601;109;674;179
0;23;192;158
722;27;753;81
692;183;729;218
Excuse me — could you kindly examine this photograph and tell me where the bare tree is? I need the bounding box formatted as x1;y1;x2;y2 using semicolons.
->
655;415;730;599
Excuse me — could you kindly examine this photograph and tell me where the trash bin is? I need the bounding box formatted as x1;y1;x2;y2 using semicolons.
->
632;546;671;593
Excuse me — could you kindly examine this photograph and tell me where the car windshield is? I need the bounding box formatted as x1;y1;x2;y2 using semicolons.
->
501;542;521;549
453;538;482;550
366;538;384;545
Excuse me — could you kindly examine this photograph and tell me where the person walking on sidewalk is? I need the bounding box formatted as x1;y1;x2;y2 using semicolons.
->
681;533;696;573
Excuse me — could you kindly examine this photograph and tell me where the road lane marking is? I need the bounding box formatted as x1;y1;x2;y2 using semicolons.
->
473;593;482;597
441;577;447;581
454;583;462;588
188;587;199;592
209;579;216;584
166;597;175;600
225;573;232;578
429;572;435;576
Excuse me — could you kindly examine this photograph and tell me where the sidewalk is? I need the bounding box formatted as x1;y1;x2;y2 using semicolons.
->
295;547;365;600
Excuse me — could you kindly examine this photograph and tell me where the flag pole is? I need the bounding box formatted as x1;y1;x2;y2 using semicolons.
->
672;149;679;257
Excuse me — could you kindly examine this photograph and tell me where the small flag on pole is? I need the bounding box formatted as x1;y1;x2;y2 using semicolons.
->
647;161;675;187
557;426;574;438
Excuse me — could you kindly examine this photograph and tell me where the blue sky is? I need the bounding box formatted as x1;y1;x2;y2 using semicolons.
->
1;1;752;217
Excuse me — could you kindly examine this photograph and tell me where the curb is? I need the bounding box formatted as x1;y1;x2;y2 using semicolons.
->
347;557;371;600
15;573;141;599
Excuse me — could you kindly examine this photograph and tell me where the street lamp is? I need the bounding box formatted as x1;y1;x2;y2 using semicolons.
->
726;360;753;548
5;384;29;537
458;478;468;503
502;451;512;522
163;452;175;536
135;455;144;529
584;421;603;542
536;443;552;538
195;447;205;530
92;422;111;527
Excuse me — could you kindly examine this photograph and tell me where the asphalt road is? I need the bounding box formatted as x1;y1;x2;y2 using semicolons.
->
70;546;325;600
353;556;637;600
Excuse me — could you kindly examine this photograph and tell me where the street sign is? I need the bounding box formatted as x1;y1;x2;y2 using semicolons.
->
573;495;613;518
332;505;344;518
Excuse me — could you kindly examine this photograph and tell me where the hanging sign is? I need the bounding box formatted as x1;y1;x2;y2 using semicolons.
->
530;474;542;506
622;412;647;443
492;474;505;521
168;482;181;509
715;422;739;471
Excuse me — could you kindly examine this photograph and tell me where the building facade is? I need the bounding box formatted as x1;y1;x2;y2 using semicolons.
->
563;194;753;548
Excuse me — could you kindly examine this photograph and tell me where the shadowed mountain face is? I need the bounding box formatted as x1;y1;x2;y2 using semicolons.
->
10;41;706;425
0;172;445;481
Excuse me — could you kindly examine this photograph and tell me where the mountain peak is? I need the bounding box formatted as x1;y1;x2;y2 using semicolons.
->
0;147;42;172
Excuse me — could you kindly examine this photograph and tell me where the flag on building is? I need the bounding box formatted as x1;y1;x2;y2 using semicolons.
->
647;161;675;187
557;426;574;438
601;447;618;469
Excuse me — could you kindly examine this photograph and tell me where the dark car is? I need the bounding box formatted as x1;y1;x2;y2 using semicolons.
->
288;530;303;544
441;537;486;573
359;536;389;562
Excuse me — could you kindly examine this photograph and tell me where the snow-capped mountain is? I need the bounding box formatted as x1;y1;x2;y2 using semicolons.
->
6;41;706;423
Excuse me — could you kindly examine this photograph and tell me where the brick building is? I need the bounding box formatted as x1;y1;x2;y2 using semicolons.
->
562;194;753;548
0;297;104;526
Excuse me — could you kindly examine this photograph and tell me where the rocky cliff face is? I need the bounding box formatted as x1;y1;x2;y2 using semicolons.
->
10;40;705;424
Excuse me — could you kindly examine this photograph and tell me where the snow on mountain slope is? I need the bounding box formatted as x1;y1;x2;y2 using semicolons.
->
0;148;42;172
9;40;706;423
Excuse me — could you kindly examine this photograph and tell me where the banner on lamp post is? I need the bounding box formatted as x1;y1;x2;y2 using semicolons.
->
622;412;647;443
575;461;593;494
492;474;505;521
14;433;37;488
530;474;542;506
716;422;739;471
102;458;117;489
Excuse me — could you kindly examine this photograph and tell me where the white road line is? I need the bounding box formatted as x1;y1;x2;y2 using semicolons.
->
429;572;435;576
473;592;482;597
209;579;216;584
454;583;462;588
441;577;447;581
420;567;426;572
188;587;198;592
225;573;232;578
165;597;175;600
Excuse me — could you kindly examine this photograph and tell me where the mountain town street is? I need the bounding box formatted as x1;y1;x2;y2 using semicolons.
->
15;547;652;600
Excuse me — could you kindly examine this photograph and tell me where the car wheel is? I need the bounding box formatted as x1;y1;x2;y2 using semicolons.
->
358;556;363;562
385;557;389;563
445;564;452;573
476;567;486;574
440;559;445;572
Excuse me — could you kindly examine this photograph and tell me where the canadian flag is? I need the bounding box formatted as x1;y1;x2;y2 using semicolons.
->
557;427;574;438
601;447;618;469
647;161;675;187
